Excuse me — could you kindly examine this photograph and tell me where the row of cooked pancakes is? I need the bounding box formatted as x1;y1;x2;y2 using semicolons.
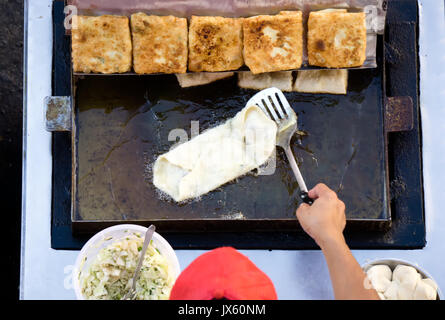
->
71;10;366;74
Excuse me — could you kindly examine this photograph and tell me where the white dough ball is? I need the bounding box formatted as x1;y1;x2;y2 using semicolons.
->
414;279;437;300
422;278;438;291
366;265;393;292
383;281;399;300
367;265;392;280
392;265;419;283
398;280;419;300
369;274;392;293
378;264;439;300
392;265;421;299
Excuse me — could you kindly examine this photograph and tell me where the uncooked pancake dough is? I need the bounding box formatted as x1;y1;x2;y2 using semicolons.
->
366;264;438;300
176;72;234;88
237;71;293;92
294;69;348;94
366;264;392;293
153;105;277;202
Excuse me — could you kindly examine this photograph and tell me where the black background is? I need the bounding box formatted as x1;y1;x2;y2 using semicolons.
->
0;0;23;300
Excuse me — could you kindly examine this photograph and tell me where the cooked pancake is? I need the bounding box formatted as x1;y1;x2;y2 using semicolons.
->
243;13;303;74
130;13;188;74
307;11;366;68
238;71;293;92
188;16;244;72
278;10;303;15
71;15;132;74
308;8;348;13
294;70;348;94
176;72;234;88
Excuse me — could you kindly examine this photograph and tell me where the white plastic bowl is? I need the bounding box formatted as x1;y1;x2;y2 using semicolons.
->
72;224;180;300
361;258;442;300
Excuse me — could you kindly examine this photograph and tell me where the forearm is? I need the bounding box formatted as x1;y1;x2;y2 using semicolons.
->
320;236;380;300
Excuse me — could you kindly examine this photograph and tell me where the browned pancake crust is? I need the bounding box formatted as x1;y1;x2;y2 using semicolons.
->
243;13;303;74
71;15;132;74
308;12;366;68
130;13;188;74
188;16;244;72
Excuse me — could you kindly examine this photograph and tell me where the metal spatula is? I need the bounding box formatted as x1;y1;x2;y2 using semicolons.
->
122;224;156;300
246;87;314;205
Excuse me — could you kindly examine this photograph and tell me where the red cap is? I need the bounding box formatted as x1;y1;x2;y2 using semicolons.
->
170;247;277;300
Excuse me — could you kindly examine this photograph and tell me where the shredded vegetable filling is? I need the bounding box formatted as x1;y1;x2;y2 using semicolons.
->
81;237;174;300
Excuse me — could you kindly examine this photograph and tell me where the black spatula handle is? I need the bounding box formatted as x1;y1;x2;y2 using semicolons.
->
299;191;314;205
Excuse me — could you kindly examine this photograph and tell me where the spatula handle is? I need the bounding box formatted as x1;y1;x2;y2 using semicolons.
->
299;191;314;205
284;147;314;206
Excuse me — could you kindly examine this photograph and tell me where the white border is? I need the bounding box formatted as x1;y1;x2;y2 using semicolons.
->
20;0;445;299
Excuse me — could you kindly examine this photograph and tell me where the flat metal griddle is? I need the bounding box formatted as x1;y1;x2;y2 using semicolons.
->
50;0;425;249
72;64;388;232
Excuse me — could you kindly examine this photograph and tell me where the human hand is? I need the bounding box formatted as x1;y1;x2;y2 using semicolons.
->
296;183;346;248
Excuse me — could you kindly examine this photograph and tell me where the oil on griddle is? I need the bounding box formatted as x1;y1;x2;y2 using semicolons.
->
74;69;387;226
